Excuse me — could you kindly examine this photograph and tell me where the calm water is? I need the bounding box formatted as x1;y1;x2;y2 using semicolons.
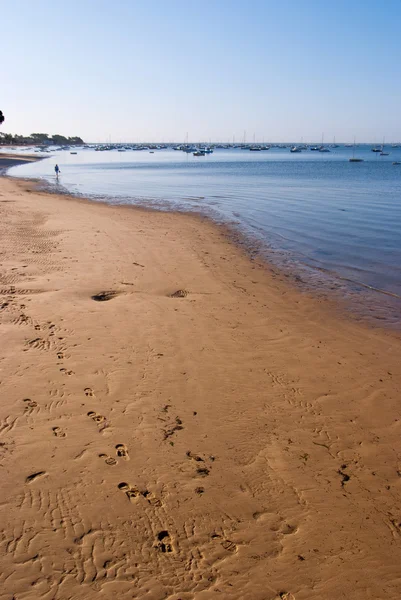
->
8;146;401;327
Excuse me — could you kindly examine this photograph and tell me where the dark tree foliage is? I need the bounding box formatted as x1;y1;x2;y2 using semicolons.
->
0;129;84;146
0;111;4;125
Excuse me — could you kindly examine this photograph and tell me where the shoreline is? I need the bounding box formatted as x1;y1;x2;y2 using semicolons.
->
0;151;44;175
1;174;401;599
5;151;401;331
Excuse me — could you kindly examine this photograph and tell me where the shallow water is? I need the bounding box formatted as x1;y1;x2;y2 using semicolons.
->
8;146;401;327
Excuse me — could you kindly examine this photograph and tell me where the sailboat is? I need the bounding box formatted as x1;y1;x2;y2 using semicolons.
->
319;133;330;152
380;137;389;156
349;138;364;162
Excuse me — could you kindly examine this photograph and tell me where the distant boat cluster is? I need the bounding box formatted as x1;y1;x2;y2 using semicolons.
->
88;142;401;155
22;141;401;165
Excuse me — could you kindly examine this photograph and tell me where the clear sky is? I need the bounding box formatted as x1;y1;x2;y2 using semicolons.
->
2;0;401;142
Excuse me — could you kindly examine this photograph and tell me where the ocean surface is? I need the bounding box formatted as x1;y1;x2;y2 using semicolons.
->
8;146;401;327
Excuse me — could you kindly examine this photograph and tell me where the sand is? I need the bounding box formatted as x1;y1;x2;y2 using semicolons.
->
0;169;401;600
0;152;42;168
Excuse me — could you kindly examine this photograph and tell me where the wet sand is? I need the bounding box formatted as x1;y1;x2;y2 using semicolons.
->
1;172;401;600
0;152;41;167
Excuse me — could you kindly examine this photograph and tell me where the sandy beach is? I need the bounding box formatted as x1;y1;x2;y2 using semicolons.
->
1;167;401;600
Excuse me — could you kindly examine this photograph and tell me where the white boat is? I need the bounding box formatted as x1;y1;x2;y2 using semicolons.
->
319;133;330;152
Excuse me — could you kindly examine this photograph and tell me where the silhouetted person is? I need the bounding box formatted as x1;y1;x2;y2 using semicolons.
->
55;164;60;178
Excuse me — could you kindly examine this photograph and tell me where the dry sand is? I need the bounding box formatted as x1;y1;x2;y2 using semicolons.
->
0;170;401;600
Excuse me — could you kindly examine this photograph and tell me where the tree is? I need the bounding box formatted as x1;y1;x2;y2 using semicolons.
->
51;134;68;145
30;133;51;144
0;111;4;126
68;136;84;145
0;132;13;145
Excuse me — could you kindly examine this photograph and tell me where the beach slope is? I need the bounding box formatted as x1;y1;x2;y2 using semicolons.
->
0;175;401;600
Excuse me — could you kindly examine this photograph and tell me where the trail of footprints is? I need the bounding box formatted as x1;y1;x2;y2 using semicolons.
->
7;294;240;594
0;238;234;593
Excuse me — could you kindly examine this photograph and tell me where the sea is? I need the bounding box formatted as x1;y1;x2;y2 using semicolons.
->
7;145;401;328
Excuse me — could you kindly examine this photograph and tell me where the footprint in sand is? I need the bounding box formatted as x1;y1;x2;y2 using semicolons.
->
99;453;117;466
118;482;141;501
60;368;74;376
211;534;237;553
186;450;204;462
91;291;119;302
57;352;64;360
84;387;94;397
196;466;210;477
116;444;129;460
26;471;47;484
23;398;37;409
52;426;66;438
169;289;188;298
142;490;162;507
117;482;161;506
87;411;107;425
155;530;173;553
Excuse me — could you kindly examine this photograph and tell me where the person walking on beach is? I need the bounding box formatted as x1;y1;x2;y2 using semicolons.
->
54;164;60;178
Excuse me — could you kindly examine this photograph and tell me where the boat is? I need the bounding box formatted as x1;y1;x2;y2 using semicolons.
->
249;146;262;151
193;150;206;156
393;161;401;165
70;151;77;154
290;146;302;153
310;146;320;151
319;133;330;152
349;137;364;162
371;147;381;152
380;138;389;156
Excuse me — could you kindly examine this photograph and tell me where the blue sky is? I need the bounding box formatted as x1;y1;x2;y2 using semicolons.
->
2;0;401;142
